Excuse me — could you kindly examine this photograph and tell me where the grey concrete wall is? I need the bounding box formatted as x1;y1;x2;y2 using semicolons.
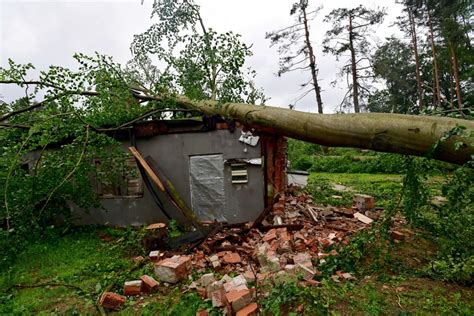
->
72;128;265;226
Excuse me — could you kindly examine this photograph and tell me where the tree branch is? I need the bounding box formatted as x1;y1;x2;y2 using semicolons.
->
0;90;98;122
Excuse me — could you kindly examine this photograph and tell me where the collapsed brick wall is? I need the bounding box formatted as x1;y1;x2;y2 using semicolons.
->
261;134;287;207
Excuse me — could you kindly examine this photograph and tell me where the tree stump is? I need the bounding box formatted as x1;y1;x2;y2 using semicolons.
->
142;223;168;252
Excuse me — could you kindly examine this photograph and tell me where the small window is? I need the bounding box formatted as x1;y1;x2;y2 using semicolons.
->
231;163;248;184
94;157;143;198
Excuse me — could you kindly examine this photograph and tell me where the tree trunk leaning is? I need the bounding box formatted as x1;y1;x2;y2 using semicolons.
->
170;95;474;165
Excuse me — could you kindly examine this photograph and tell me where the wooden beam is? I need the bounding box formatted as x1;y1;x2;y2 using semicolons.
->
128;146;166;192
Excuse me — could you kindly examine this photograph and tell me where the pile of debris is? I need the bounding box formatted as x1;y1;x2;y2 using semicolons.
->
100;190;381;314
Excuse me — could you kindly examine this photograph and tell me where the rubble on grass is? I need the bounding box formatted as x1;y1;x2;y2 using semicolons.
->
136;189;381;314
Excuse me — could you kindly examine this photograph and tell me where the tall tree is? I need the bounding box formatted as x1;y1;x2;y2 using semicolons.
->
130;0;264;104
266;0;324;113
370;37;418;114
424;0;473;114
323;5;385;113
396;1;425;111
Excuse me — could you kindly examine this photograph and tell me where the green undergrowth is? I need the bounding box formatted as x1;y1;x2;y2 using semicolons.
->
2;221;472;314
287;140;455;174
0;227;199;315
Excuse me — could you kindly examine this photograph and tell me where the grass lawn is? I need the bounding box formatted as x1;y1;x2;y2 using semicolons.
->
0;173;472;315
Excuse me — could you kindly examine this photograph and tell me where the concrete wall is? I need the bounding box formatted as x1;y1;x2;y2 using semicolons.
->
72;128;265;226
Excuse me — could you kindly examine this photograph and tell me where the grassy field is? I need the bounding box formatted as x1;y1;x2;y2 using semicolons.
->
1;173;472;315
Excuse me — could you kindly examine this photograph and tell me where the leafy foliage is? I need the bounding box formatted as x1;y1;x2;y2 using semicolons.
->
130;0;265;104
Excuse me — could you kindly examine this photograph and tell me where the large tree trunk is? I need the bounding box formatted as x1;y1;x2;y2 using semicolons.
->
428;10;441;108
302;7;323;114
163;95;474;165
408;8;424;111
449;43;463;115
348;14;360;113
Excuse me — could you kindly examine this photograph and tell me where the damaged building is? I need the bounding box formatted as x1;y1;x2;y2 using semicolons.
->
72;116;287;227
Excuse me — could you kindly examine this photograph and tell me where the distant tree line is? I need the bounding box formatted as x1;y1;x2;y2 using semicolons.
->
267;0;472;116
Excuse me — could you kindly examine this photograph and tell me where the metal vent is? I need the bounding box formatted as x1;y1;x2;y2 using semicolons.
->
231;163;248;184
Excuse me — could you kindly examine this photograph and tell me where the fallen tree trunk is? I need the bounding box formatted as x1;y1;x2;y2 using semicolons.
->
160;95;473;165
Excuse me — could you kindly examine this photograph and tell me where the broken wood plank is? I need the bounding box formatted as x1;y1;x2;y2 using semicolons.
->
128;146;166;192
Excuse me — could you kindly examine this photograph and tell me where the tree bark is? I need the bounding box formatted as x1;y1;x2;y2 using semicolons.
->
449;43;463;115
348;14;360;113
302;7;323;114
427;10;441;108
167;95;474;165
408;8;424;111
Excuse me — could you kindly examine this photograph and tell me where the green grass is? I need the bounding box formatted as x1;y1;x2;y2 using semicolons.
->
0;227;216;315
306;172;445;209
306;172;404;209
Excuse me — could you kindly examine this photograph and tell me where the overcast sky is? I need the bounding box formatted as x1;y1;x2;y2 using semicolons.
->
1;0;404;113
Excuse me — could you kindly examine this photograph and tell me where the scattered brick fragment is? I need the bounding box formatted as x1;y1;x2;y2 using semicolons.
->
354;212;373;224
223;252;241;264
226;288;253;312
196;310;209;316
149;250;160;261
154;255;191;284
353;194;375;211
99;292;126;310
140;275;159;294
236;302;258;316
199;273;216;287
262;229;277;242
124;280;142;296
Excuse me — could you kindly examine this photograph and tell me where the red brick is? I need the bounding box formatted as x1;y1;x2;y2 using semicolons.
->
223;252;241;264
197;287;207;299
211;287;227;307
353;194;375;210
226;289;253;312
99;292;126;310
196;310;209;316
243;270;256;282
272;203;285;215
124;280;142;296
154;255;191;283
140;275;159;294
236;302;258;316
263;229;277;242
149;250;160;261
